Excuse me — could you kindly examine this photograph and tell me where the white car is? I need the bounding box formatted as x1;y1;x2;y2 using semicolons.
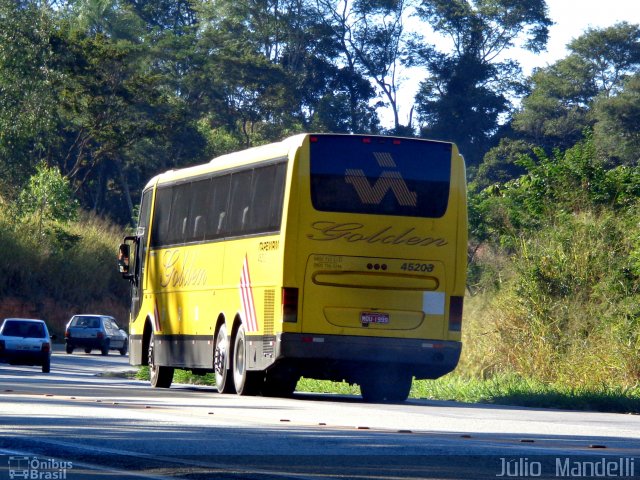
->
0;318;53;373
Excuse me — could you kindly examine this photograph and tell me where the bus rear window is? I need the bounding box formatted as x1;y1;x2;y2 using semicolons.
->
310;136;452;218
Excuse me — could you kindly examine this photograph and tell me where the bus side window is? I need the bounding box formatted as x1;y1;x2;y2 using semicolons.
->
189;178;211;242
206;175;231;240
193;215;204;239
242;207;249;230
249;163;285;233
217;212;226;234
151;187;173;247
167;183;190;244
228;170;252;235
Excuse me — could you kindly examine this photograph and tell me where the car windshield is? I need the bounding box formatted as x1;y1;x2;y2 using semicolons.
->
2;321;46;338
71;316;100;328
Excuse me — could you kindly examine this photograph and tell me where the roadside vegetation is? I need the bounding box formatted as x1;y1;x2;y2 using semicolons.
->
0;164;129;335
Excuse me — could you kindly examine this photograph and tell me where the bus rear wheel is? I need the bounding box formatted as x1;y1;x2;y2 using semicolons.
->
148;332;174;388
359;367;412;403
232;324;262;396
262;371;299;397
214;324;235;394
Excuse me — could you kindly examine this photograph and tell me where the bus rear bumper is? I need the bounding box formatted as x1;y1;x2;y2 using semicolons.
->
277;333;461;380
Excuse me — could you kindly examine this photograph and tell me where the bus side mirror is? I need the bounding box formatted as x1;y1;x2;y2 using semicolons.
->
118;244;131;274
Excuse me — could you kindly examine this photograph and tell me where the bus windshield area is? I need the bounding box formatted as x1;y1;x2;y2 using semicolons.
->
310;135;452;218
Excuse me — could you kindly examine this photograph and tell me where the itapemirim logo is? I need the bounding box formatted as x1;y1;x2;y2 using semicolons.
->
345;152;418;207
8;456;72;480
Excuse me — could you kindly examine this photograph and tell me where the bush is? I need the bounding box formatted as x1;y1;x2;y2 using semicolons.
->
464;132;640;389
0;202;129;335
464;136;640;388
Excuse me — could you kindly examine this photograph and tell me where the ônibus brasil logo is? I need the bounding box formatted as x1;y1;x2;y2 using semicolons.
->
8;456;73;480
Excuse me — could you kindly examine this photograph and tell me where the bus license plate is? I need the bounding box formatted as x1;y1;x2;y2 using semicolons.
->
361;312;389;325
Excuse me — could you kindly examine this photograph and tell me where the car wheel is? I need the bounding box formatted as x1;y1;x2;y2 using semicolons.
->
66;344;74;354
101;339;110;356
84;348;92;354
232;324;262;396
119;341;128;356
214;323;235;394
42;357;50;374
148;331;173;388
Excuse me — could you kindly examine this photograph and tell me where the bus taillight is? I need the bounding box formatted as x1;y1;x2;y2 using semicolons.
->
449;296;463;332
282;288;299;323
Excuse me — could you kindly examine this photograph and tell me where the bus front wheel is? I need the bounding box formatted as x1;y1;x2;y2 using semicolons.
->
214;324;235;394
359;368;412;403
148;332;174;388
232;324;262;396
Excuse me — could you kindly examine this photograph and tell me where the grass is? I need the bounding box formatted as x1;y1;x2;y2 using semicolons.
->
135;367;640;413
410;373;640;414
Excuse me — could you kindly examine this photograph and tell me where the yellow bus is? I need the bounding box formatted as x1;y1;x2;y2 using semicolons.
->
118;133;467;402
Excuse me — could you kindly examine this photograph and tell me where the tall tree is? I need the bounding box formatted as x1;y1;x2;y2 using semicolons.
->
413;0;551;167
512;22;640;153
592;72;640;166
568;22;640;98
512;54;596;151
314;0;407;132
0;0;57;191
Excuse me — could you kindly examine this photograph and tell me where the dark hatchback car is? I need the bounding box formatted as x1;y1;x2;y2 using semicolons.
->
0;318;53;373
65;314;128;356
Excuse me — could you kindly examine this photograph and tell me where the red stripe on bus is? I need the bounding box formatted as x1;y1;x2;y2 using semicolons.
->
240;256;258;332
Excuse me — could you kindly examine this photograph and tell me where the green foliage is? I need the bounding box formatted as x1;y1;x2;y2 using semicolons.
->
468;132;640;390
0;198;128;320
411;373;640;413
592;73;640;165
472;138;533;191
472;135;640;247
0;0;57;187
512;55;595;151
414;0;552;166
464;210;640;388
18;163;79;223
568;22;640;97
511;22;640;157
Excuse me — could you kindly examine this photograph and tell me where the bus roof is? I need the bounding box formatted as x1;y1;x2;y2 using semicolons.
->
142;133;458;191
144;134;308;190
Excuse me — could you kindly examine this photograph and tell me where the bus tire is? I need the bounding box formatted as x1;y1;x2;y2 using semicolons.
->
262;372;299;398
232;324;262;396
359;368;412;403
148;332;173;388
214;323;235;394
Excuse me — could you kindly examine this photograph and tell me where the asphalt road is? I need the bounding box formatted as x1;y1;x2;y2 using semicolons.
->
0;349;639;479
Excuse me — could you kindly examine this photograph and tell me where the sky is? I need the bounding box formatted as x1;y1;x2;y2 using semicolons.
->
518;0;639;74
383;0;640;128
